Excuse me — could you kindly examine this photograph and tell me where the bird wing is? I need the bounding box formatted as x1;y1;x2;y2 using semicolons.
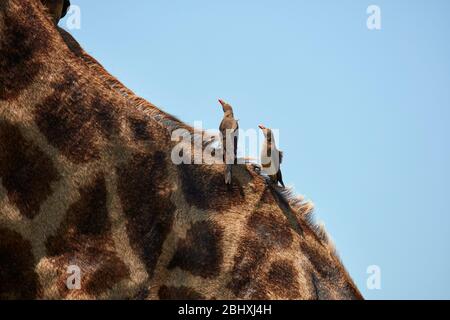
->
219;119;225;134
232;119;239;132
220;118;239;164
220;118;238;135
279;150;283;164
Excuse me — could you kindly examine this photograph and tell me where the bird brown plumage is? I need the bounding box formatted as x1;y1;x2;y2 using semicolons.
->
219;99;239;185
259;124;285;188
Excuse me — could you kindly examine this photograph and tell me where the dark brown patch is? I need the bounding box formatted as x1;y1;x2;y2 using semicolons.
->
128;116;151;141
227;237;268;297
34;72;98;163
247;188;293;249
266;260;301;299
168;221;223;278
158;286;205;300
45;176;130;297
0;228;40;299
227;188;295;297
34;71;119;164
117;151;175;277
177;164;245;211
47;177;110;256
91;95;119;138
84;255;130;296
0;1;49;100
46;176;110;256
0;121;59;219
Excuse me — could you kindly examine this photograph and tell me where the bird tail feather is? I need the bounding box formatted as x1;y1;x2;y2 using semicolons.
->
278;170;286;188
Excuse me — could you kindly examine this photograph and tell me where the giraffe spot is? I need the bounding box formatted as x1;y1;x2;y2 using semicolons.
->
0;120;59;219
117;151;176;277
91;95;119;138
128;116;151;141
168;221;223;278
0;1;48;100
266;260;301;299
227;237;268;297
158;286;205;300
248;188;293;248
0;228;41;299
34;72;98;163
84;255;130;296
177;164;245;211
46;176;110;256
45;176;130;297
35;71;119;164
227;188;295;298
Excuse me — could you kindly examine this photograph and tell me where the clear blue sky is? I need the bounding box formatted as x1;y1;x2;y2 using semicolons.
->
62;0;450;299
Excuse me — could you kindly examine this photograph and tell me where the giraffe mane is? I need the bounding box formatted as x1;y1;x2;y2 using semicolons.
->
270;183;337;252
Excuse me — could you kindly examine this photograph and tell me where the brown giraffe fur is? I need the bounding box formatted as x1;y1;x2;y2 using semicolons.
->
0;0;363;300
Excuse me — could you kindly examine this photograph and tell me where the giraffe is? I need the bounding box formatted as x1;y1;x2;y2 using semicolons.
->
0;0;363;300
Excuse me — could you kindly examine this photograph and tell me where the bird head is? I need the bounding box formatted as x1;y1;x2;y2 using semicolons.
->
258;124;270;136
259;124;274;142
218;99;234;115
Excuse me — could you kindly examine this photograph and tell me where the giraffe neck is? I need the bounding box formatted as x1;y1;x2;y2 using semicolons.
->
0;0;362;300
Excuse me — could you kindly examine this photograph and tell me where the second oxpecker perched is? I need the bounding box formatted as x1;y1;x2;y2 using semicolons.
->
259;125;285;188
